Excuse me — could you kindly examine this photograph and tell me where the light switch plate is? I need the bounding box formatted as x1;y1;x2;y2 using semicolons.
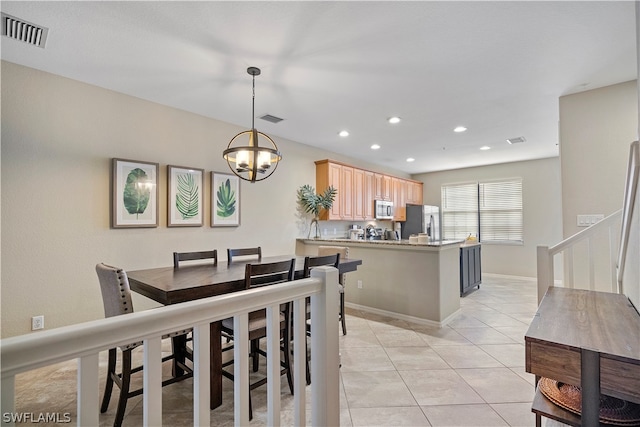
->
577;214;605;227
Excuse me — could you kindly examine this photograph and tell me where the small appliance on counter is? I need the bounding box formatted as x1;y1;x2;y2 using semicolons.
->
384;229;400;240
349;228;365;240
366;225;382;240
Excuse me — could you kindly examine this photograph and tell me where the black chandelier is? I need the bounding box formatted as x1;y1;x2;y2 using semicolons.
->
222;67;282;183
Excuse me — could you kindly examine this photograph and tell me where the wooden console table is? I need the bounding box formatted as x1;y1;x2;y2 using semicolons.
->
525;287;640;427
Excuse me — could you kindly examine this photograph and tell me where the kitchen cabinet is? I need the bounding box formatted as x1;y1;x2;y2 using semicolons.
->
341;166;354;219
364;171;375;220
353;168;366;220
406;180;423;205
460;244;481;295
392;177;407;221
316;159;422;222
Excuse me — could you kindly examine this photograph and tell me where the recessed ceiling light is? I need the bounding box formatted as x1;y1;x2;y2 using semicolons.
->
338;130;349;137
480;146;491;150
371;144;381;150
454;126;467;133
388;117;401;124
406;157;415;162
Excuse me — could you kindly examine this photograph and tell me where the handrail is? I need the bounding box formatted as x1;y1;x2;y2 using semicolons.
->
537;210;621;302
617;141;639;293
547;210;621;256
1;267;340;427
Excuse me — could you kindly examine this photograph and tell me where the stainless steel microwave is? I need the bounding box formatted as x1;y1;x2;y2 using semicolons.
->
375;200;394;219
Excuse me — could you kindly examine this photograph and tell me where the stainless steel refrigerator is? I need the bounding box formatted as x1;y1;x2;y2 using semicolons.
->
401;204;440;240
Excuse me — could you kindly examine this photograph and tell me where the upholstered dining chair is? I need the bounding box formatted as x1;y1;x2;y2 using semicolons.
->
317;246;349;335
95;263;193;427
173;249;218;268
302;253;340;385
220;258;295;420
227;246;262;263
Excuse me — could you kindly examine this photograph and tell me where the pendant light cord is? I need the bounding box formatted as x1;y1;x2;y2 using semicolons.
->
251;74;256;130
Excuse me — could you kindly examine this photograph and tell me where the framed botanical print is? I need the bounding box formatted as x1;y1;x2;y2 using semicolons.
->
111;158;159;228
167;165;204;227
211;172;240;227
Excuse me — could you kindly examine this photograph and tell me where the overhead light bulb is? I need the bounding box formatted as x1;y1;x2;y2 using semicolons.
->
406;157;415;162
339;130;349;137
388;117;401;124
371;144;381;150
454;126;467;133
480;146;491;150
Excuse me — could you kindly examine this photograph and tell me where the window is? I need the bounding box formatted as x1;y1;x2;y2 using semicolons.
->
441;182;479;240
479;179;523;243
441;179;523;244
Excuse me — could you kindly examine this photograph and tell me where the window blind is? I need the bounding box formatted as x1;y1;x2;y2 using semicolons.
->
479;179;523;243
441;183;478;240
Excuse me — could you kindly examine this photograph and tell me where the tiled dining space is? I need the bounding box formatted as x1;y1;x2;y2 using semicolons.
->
12;275;554;426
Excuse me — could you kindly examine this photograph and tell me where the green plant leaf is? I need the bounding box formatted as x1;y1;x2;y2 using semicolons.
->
297;184;336;219
123;168;151;219
175;173;199;219
216;179;236;218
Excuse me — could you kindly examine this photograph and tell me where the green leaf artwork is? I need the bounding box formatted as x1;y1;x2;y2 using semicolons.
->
216;178;236;218
123;168;150;218
175;173;199;219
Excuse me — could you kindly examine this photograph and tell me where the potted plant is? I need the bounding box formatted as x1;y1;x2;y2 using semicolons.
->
297;184;337;238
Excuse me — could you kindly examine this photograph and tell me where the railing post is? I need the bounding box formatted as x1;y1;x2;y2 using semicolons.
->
233;312;250;427
266;303;281;426
292;298;307;426
77;353;99;427
310;266;340;427
537;246;553;304
193;322;210;427
1;375;16;427
143;336;162;427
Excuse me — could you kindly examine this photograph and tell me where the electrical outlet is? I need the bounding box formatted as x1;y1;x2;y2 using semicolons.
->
357;280;363;289
32;315;44;330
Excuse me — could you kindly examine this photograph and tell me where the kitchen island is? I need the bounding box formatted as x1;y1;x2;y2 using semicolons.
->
296;238;468;326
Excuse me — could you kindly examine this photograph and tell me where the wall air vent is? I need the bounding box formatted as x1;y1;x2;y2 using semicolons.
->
2;13;48;48
260;114;284;124
506;136;526;144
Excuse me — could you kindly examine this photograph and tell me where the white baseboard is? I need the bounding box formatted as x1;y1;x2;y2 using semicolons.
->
483;272;537;282
344;302;461;328
483;272;562;286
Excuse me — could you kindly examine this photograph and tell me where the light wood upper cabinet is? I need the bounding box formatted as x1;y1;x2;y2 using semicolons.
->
406;180;424;205
392;177;407;221
353;168;366;220
341;165;354;220
316;159;423;222
364;171;375;220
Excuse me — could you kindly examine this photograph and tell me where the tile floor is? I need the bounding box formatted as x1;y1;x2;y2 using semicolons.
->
13;275;556;426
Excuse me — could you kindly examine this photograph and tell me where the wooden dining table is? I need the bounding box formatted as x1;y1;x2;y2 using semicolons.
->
127;254;362;409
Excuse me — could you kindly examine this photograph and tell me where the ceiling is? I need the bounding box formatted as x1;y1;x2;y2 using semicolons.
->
1;1;637;174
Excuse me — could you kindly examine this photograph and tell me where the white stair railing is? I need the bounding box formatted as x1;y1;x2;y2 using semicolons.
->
537;210;622;302
1;266;340;427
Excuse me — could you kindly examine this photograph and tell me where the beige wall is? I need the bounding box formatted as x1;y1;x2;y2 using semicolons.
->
0;61;406;338
413;157;563;279
559;80;638;238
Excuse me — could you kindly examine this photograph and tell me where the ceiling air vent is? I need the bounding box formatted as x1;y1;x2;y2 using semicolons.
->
506;136;526;144
260;114;284;124
2;13;48;48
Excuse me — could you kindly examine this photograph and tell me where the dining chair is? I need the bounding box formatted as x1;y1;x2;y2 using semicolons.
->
317;246;349;335
227;246;262;263
302;253;340;385
95;263;193;427
220;258;295;420
173;249;218;268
